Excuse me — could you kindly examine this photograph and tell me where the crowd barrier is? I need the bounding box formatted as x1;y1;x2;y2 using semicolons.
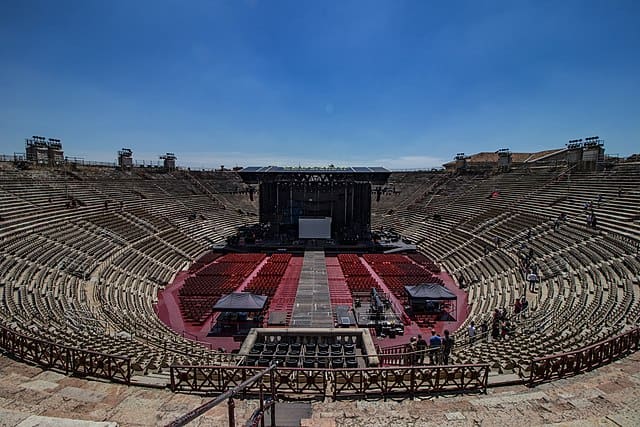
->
169;362;490;399
528;327;639;386
0;325;131;384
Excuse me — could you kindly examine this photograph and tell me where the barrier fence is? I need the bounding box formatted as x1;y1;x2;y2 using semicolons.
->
2;323;639;398
170;362;490;399
528;327;640;386
0;325;131;384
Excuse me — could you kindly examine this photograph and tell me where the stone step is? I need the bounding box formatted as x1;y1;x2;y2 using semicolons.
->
265;402;312;427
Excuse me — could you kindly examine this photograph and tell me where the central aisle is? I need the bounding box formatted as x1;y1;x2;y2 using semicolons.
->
290;251;334;327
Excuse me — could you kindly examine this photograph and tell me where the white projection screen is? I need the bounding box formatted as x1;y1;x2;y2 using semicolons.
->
298;217;332;239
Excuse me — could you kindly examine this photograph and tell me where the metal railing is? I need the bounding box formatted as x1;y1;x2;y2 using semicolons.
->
528;327;640;386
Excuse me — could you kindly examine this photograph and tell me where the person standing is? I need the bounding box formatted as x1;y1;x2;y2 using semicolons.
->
404;341;415;365
528;271;538;292
416;335;427;364
428;330;442;364
468;321;476;344
491;319;500;340
442;330;454;365
514;298;522;314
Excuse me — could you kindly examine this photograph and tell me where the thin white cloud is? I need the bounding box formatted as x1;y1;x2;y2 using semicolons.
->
175;151;445;171
371;155;445;170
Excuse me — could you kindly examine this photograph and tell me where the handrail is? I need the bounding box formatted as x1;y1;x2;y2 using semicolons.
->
169;362;490;399
166;364;276;427
528;327;640;386
0;324;131;384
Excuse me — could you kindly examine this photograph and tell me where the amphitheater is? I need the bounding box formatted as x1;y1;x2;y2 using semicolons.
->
1;153;639;426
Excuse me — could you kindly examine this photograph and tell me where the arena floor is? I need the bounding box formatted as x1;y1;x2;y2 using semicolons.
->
154;252;468;353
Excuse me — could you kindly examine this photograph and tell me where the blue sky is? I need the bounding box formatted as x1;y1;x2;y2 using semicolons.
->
1;1;638;169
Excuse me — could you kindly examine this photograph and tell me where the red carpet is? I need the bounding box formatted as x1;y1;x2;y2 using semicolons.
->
267;256;303;324
326;256;353;307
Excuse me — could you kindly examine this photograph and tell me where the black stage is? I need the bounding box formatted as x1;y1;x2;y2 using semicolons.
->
238;166;391;242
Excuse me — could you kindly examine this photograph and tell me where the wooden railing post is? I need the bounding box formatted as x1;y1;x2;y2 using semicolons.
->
64;345;71;375
258;383;265;427
227;397;235;427
410;366;416;400
270;366;276;427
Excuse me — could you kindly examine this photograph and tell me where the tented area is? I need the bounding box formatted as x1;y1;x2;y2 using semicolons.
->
404;284;457;320
209;293;268;337
213;292;268;312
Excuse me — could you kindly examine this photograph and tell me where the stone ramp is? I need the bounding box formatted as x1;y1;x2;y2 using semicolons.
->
290;251;333;327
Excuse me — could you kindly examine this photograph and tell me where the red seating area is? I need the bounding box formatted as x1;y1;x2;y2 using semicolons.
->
245;253;292;299
188;252;223;273
198;262;257;277
177;252;447;328
180;276;239;295
326;256;353;306
408;253;441;273
267;256;303;325
254;261;288;276
362;254;412;264
244;276;279;297
217;253;266;263
337;254;370;276
337;254;382;294
345;276;381;293
178;253;266;325
269;253;293;263
362;254;443;302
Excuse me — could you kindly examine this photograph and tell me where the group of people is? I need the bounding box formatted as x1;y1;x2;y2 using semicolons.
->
584;201;598;229
483;236;503;256
466;296;527;345
553;212;568;231
517;241;540;293
490;307;514;340
406;329;455;365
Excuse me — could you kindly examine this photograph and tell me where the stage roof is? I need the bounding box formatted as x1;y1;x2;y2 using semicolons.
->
240;166;390;173
238;166;391;185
